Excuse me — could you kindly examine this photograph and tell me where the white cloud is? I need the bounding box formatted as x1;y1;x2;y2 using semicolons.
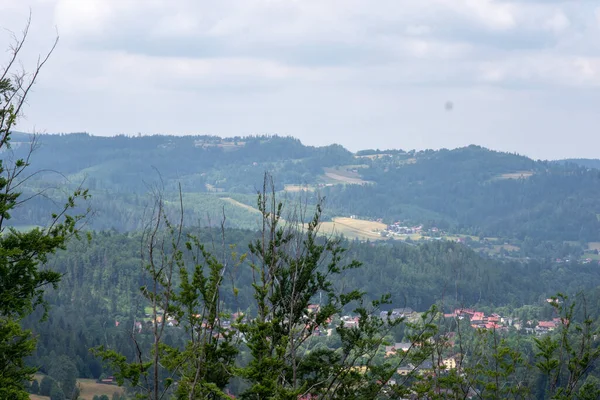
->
3;0;600;158
545;10;570;33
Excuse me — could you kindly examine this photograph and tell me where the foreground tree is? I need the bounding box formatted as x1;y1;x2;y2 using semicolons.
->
94;175;439;399
94;187;238;399
238;174;436;399
0;17;89;399
534;294;600;399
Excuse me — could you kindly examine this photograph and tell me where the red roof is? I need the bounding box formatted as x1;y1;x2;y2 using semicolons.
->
538;321;557;328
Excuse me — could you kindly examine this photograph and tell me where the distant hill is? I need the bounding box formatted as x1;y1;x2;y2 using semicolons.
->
559;158;600;170
5;133;600;243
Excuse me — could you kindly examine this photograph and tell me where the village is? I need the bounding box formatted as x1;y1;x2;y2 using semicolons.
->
122;299;565;337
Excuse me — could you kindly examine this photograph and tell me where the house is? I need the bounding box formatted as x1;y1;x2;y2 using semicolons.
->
99;376;116;385
471;312;486;323
397;365;414;376
488;314;500;323
341;315;360;328
536;320;558;333
381;308;414;322
417;360;434;375
442;356;457;370
385;342;412;357
307;304;320;314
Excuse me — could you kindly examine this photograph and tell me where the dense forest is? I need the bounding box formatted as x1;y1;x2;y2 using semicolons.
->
12;200;600;399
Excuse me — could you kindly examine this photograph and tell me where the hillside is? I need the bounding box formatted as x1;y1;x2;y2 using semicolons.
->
6;133;600;246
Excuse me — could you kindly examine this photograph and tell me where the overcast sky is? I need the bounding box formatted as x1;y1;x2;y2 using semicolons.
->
2;0;600;160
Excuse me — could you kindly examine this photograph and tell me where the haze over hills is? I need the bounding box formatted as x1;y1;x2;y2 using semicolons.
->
9;132;600;246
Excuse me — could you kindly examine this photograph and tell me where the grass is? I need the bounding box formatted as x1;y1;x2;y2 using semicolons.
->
491;244;520;253
30;376;125;400
221;197;261;214
77;379;124;400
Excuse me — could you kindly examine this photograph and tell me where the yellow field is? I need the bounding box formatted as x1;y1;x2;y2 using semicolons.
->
497;171;534;180
78;379;124;400
319;217;386;240
588;242;600;251
323;172;368;185
284;184;316;192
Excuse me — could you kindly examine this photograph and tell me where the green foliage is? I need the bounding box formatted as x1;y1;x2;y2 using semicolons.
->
0;317;36;399
466;329;529;399
237;175;430;399
93;190;238;399
533;294;600;399
48;355;78;399
30;379;39;394
0;24;89;399
40;376;55;396
49;382;66;400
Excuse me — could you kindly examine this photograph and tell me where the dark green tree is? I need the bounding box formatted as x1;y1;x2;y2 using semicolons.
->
49;383;66;400
30;379;39;394
48;355;78;399
40;376;54;396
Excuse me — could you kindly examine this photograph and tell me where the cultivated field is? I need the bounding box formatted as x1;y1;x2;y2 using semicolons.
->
319;217;387;241
284;184;316;192
588;242;600;251
77;379;124;400
322;167;369;185
497;171;534;180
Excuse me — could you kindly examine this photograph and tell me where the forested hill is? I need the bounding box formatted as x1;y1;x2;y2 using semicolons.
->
8;132;600;242
560;158;600;170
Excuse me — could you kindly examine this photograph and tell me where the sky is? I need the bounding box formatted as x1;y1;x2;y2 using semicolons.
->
2;0;600;160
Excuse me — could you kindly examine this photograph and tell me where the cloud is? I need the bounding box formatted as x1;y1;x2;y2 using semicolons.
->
3;0;600;159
